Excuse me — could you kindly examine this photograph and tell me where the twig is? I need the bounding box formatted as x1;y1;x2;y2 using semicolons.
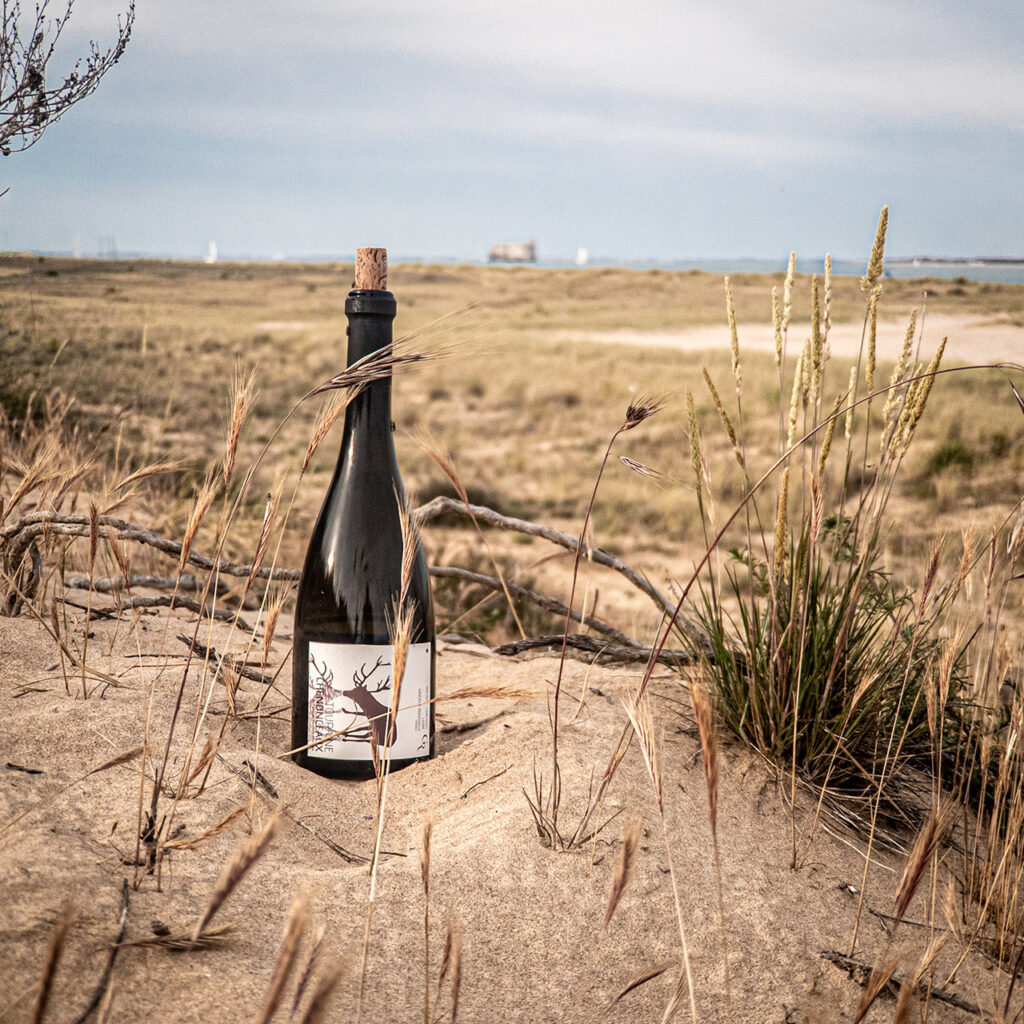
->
460;764;512;799
214;755;371;864
820;950;984;1016
176;634;278;686
415;496;703;631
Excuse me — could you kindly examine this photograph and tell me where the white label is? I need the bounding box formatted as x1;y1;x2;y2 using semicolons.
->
306;641;431;761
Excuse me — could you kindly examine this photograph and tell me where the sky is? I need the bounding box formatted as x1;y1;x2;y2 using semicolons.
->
1;0;1023;263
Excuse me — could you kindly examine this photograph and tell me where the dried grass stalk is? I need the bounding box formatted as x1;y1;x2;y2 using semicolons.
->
624;692;662;813
894;806;946;926
604;822;639;928
606;960;675;1009
690;679;718;842
224;365;257;487
163;805;246;851
178;470;219;576
302;390;352;476
31;904;73;1024
295;967;344;1024
114;923;234;951
192;812;281;942
861;205;889;292
88;745;145;776
256;896;308;1024
419;819;433;897
290;922;326;1019
853;953;899;1023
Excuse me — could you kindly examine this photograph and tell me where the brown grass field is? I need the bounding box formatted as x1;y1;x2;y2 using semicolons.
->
2;250;1024;1023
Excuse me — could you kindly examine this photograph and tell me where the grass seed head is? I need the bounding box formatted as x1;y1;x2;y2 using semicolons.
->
624;393;664;430
192;811;282;942
771;286;783;368
604;822;639;929
861;205;889;292
724;276;741;394
866;289;879;390
224;365;257;487
782;251;795;332
256;895;309;1024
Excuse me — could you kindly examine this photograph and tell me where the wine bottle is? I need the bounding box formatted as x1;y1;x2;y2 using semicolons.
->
292;247;435;779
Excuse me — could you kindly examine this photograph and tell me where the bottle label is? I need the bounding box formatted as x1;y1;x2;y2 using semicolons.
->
306;641;432;761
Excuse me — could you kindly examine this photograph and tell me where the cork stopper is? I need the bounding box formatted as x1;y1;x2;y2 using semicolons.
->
355;247;388;290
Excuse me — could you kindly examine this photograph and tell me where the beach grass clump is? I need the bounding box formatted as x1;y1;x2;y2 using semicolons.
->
673;208;985;838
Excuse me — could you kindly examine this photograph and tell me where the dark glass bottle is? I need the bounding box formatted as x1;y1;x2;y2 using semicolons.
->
292;284;435;779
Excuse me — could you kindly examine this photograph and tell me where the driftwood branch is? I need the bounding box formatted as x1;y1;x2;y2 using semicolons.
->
819;950;984;1017
2;504;709;658
414;496;671;608
430;565;634;646
0;512;302;584
493;633;696;667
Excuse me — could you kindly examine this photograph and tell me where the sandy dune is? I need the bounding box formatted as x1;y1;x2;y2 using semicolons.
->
557;314;1024;366
0;608;1010;1023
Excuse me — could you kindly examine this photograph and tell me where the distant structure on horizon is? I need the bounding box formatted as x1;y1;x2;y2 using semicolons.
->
488;241;536;264
205;240;218;264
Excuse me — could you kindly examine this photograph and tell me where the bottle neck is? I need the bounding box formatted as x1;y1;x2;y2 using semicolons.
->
342;288;396;445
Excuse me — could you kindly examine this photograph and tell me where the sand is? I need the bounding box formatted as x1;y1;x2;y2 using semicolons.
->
556;314;1024;366
0;604;1012;1023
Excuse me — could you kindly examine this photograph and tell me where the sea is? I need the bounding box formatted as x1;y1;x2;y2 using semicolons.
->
519;256;1024;287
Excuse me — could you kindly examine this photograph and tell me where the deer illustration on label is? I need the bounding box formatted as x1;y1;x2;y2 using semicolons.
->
308;650;395;751
342;654;397;747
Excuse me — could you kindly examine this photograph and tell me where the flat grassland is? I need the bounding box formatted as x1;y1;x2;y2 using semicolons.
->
1;255;1021;635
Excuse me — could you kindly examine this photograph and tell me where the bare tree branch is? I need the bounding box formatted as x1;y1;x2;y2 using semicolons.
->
1;1;135;156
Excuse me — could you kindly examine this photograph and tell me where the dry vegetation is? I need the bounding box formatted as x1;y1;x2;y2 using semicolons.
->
3;227;1024;1023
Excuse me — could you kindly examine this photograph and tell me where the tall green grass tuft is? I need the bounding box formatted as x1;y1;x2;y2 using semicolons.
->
677;207;983;844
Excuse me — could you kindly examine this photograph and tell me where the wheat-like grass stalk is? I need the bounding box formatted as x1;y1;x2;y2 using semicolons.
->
31;904;73;1024
177;469;219;577
192;811;281;943
301;389;353;476
113;923;235;950
810;275;823;408
290;922;326;1019
880;310;917;442
224;365;257;487
894;804;948;927
163;804;247;851
702;367;743;469
853;952;898;1023
861;205;889;292
244;478;284;593
295;966;344;1024
603;822;639;929
865;288;879;392
771;285;783;369
256;895;308;1024
724;276;741;396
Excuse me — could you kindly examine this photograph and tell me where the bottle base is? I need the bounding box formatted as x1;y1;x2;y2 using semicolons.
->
291;751;433;780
